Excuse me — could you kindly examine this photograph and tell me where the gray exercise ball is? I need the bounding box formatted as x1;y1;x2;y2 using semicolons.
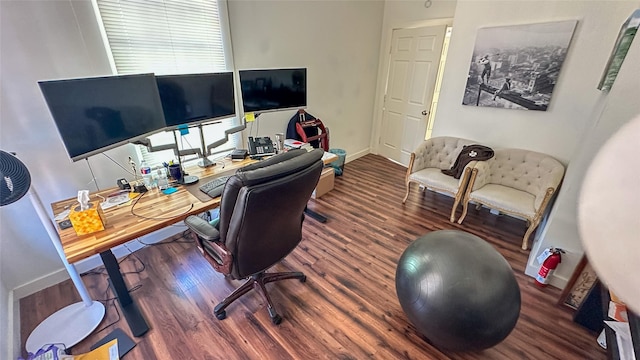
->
395;230;521;352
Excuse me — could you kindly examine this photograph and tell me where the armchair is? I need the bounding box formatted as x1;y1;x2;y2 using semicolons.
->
457;149;565;250
184;149;324;324
403;136;477;222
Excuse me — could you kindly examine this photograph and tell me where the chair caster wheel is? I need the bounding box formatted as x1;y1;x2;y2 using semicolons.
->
300;275;307;283
268;307;282;325
215;310;226;320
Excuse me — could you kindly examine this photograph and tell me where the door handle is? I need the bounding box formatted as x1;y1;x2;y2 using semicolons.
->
422;110;429;116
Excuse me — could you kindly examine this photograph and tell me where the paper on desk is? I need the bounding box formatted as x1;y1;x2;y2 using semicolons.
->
101;193;132;210
322;151;337;162
605;321;636;360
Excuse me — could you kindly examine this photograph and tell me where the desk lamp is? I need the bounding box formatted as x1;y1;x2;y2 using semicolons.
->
0;151;105;353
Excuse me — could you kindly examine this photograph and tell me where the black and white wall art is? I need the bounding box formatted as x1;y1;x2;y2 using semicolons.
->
462;20;577;111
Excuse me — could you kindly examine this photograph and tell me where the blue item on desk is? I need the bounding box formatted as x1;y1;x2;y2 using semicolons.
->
162;187;178;195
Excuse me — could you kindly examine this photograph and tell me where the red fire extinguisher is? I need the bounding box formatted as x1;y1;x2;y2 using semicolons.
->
535;248;565;287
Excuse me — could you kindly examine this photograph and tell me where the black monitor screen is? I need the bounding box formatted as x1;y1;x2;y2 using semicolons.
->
39;74;166;161
239;68;306;112
156;72;236;128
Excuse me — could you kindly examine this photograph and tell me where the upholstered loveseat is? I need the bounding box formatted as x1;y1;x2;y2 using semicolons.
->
403;136;478;222
457;148;565;250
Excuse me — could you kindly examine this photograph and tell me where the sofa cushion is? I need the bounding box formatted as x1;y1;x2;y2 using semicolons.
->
470;184;536;218
410;168;461;194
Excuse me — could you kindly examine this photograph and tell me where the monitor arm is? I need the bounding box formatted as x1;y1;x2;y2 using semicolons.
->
133;136;203;159
205;122;247;155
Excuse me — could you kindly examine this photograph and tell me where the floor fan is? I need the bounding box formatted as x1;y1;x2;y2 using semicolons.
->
0;150;105;354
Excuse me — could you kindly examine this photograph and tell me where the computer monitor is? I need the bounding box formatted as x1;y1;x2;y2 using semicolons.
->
39;73;167;162
155;72;236;129
239;68;306;113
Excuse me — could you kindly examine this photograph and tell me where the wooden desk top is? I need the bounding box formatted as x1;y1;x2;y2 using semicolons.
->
52;151;338;264
52;158;252;264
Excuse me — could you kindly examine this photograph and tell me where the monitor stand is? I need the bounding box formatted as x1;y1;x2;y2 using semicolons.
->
197;157;215;168
198;123;215;168
182;175;199;184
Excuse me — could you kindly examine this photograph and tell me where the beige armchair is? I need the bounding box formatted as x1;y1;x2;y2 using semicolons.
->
403;136;477;222
457;149;565;250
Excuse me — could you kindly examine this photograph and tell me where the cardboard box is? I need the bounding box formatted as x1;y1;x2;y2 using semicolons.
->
312;167;335;199
69;201;106;235
608;300;629;322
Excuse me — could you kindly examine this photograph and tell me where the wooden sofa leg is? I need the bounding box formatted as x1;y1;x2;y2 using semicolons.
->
450;198;461;222
402;182;411;203
457;201;469;224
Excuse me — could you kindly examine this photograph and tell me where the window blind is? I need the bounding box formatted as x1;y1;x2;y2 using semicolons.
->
94;0;240;166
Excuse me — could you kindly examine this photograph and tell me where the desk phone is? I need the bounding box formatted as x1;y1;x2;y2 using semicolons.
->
248;136;275;156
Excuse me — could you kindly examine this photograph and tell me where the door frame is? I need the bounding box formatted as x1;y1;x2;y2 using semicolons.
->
370;18;453;158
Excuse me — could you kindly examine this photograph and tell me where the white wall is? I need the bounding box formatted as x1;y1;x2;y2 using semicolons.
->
526;28;640;284
1;0;103;291
0;1;180;297
227;0;385;160
433;1;638;163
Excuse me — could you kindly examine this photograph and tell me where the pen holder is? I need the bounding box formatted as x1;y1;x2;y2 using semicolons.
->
169;164;183;182
69;201;106;235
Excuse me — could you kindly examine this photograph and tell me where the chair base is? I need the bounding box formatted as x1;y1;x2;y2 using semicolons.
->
214;271;306;325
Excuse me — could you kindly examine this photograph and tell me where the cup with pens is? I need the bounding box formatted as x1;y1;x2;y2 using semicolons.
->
167;161;183;182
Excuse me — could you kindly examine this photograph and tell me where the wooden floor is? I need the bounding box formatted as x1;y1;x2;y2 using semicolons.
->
20;154;605;359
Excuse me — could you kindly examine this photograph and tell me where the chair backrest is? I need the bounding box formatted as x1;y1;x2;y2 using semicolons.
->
218;149;324;278
412;136;476;171
483;148;565;206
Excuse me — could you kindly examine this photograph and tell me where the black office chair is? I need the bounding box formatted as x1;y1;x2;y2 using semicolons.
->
184;149;324;324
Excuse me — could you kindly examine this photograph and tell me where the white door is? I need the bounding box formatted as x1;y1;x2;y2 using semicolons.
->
379;25;446;165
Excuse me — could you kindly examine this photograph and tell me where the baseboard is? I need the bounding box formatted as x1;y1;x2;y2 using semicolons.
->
345;148;369;163
13;226;184;300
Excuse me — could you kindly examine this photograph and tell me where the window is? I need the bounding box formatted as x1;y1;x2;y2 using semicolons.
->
93;0;240;166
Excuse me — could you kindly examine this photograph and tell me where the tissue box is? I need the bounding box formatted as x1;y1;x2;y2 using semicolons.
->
69;201;105;235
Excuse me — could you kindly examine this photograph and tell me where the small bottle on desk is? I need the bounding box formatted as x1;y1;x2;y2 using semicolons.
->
139;160;154;189
155;167;169;190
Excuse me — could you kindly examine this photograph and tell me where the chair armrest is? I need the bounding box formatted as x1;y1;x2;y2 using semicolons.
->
458;161;477;186
184;215;232;275
410;141;433;173
185;215;220;241
471;161;491;190
533;173;563;210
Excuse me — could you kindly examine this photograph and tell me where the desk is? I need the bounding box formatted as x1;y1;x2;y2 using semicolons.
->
51;152;336;337
51;158;252;337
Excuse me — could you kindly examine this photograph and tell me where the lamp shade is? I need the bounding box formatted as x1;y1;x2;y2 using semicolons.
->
0;150;31;206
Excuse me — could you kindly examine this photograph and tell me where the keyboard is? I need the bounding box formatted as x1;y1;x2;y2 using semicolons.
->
199;175;230;198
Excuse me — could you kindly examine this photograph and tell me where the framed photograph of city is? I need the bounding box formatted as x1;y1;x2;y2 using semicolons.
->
462;20;578;111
